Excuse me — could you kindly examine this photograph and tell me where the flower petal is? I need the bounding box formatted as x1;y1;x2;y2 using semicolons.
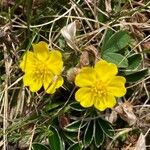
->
94;94;116;111
107;76;126;97
75;67;96;87
75;87;94;107
20;51;36;72
47;51;63;75
43;73;54;91
94;60;118;82
23;73;32;86
45;76;64;94
23;73;42;92
32;41;49;60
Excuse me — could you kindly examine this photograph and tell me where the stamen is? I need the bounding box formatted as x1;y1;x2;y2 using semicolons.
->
34;62;50;80
91;80;107;98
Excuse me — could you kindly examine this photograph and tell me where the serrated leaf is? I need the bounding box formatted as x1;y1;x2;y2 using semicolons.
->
48;126;65;150
125;69;148;83
83;120;95;148
98;119;114;138
64;120;82;132
102;52;128;68
67;142;83;150
32;143;49;150
102;30;131;53
94;120;105;148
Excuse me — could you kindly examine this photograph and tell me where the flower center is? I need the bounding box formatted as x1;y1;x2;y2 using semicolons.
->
34;62;51;79
91;80;107;98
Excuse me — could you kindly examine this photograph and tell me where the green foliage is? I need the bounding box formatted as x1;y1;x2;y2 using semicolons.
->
64;120;86;132
101;30;132;68
125;68;148;83
63;131;78;144
83;120;95;147
31;110;115;149
102;52;128;68
94;120;104;148
101;29;148;83
125;53;142;73
121;53;148;82
67;142;83;150
32;143;49;150
48;126;65;150
98;118;114;138
62;110;114;149
69;102;86;112
102;30;131;53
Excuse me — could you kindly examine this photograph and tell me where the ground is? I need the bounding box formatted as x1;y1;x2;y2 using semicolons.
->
0;0;150;150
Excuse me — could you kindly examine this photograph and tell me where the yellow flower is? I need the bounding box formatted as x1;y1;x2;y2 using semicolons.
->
20;41;64;94
75;60;126;111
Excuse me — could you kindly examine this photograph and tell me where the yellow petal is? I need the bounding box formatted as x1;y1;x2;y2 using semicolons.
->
94;60;118;82
94;94;116;111
23;73;33;86
43;73;54;91
45;76;64;94
47;51;63;75
23;73;42;92
75;87;94;107
75;67;96;87
20;51;36;72
32;41;49;60
107;76;126;97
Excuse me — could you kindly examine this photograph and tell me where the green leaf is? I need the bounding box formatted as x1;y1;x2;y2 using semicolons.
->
102;52;128;68
94;120;105;148
32;143;49;150
44;102;61;112
63;132;78;144
70;102;86;111
83;120;95;148
102;30;131;53
67;142;83;150
125;53;142;74
101;29;114;50
125;68;148;83
48;126;65;150
98;119;114;138
64;120;87;132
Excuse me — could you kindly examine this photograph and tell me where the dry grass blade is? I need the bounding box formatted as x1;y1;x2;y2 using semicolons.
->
2;43;11;150
0;0;150;149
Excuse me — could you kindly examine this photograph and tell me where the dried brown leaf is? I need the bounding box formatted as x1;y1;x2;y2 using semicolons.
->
61;21;80;52
115;102;137;126
107;110;118;124
84;45;100;63
105;0;112;13
79;51;89;67
66;67;80;82
142;42;150;51
133;133;146;150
